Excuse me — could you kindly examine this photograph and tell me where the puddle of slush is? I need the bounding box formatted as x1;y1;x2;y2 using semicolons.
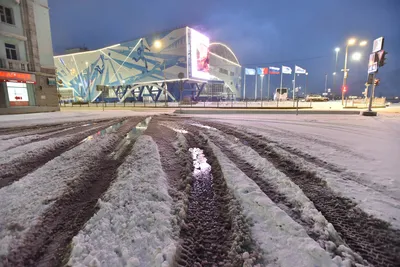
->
189;147;212;178
81;121;125;142
111;117;152;159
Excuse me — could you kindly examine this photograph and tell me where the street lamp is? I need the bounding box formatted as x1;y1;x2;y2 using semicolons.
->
341;38;367;105
351;52;362;61
154;40;162;49
333;48;340;93
153;40;168;106
85;62;90;101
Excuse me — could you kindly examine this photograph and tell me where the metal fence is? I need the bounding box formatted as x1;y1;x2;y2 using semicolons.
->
60;100;314;109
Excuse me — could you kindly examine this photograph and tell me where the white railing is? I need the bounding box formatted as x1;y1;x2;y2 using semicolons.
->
0;58;30;72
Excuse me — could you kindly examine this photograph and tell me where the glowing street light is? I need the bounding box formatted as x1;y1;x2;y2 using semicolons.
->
351;52;362;61
154;40;162;49
347;38;357;46
341;38;368;105
333;48;340;93
333;72;336;75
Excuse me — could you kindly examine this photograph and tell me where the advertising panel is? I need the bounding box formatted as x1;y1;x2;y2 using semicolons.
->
7;82;29;106
189;28;210;80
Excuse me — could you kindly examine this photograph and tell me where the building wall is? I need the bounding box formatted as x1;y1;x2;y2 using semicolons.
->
0;0;24;37
55;27;188;102
209;53;242;98
0;0;58;112
33;0;54;68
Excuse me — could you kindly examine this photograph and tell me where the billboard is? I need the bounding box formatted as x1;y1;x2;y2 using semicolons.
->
188;28;210;80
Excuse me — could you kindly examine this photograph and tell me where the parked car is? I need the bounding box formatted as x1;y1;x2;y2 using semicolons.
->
305;94;329;102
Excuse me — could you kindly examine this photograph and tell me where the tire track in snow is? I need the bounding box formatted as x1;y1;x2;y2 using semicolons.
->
147;117;257;266
207;122;400;267
176;132;257;267
0;119;123;189
2;117;146;267
187;124;369;266
0;119;113;139
2;119;117;150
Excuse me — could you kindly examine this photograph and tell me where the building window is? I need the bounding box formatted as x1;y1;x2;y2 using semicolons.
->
5;43;18;60
0;5;14;25
219;68;228;75
230;71;234;76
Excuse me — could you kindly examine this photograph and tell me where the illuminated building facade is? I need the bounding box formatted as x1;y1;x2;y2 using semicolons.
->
54;27;242;102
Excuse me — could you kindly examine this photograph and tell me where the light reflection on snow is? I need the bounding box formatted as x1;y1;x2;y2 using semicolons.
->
111;117;152;159
190;123;216;131
172;128;188;134
189;147;211;178
80;121;125;143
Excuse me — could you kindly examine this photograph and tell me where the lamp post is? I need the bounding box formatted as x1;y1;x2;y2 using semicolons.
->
333;48;339;93
85;62;90;102
341;38;367;105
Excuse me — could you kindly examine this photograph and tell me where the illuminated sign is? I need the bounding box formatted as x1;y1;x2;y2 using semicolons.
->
0;71;36;84
7;82;29;106
189;28;210;80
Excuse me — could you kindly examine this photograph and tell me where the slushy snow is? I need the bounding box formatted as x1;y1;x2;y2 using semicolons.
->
67;135;177;267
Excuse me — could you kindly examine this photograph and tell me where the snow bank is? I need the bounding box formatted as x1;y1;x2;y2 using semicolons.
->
67;135;176;267
206;140;337;267
0;134;119;257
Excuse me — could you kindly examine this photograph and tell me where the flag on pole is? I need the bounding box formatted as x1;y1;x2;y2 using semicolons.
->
282;66;292;74
269;67;280;75
295;65;307;74
245;68;256;75
257;68;269;75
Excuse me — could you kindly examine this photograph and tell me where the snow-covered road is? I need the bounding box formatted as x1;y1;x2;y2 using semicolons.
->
0;112;399;267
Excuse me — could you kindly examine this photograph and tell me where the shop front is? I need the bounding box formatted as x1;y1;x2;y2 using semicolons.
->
0;71;36;108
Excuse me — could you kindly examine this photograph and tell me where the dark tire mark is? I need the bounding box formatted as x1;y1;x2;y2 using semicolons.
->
206;122;400;267
0;119;114;138
176;132;256;267
0;120;122;189
146;117;258;266
144;118;193;240
2;117;144;267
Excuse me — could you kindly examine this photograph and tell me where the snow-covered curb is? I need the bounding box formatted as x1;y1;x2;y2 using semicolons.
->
0;134;120;258
207;140;337;267
67;135;177;267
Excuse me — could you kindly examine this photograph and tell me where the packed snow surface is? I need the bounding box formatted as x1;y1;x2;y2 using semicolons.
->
193;114;400;228
68;135;176;267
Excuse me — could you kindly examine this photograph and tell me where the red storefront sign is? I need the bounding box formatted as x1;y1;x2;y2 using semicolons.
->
0;71;36;84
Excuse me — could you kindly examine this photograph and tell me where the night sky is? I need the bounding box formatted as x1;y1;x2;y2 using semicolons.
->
49;0;400;97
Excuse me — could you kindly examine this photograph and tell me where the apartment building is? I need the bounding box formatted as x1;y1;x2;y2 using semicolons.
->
0;0;59;114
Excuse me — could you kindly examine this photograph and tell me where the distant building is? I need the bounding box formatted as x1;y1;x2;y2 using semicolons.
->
64;47;89;55
54;26;242;103
0;0;59;114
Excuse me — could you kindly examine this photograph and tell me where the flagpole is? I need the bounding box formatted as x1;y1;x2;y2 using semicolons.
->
267;71;270;101
260;74;263;107
254;68;257;100
279;67;283;105
293;71;296;107
243;71;246;100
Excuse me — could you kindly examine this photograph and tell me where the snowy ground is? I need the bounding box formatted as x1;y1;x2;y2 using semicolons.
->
0;110;171;128
0;112;399;267
191;114;400;227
